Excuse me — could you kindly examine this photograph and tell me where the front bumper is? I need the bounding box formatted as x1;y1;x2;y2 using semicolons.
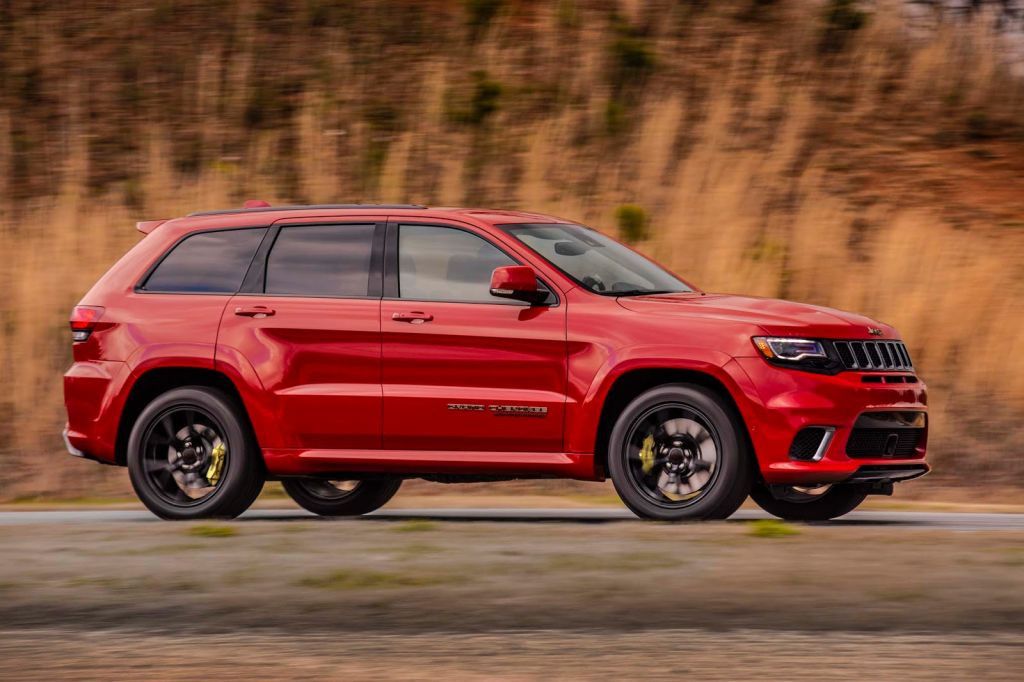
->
731;357;930;486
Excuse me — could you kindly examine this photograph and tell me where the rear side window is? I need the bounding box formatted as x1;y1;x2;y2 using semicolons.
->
265;223;376;297
142;228;266;293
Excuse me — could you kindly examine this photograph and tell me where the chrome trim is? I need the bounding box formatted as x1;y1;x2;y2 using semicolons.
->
811;427;836;462
62;427;85;458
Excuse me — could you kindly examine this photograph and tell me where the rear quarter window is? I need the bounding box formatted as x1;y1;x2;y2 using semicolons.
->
141;228;266;293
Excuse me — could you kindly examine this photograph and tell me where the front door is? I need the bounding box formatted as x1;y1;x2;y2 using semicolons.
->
381;221;567;453
217;219;385;450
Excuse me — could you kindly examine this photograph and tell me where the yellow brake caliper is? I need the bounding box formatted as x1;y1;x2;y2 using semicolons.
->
639;434;656;474
206;442;226;485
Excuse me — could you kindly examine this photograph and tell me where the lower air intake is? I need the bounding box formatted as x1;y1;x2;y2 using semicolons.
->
788;427;832;461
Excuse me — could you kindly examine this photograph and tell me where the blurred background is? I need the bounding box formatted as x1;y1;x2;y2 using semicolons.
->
1;0;1023;501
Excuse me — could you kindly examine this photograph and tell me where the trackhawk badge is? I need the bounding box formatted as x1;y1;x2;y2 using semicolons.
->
489;405;548;417
868;327;883;336
446;403;485;412
447;403;548;417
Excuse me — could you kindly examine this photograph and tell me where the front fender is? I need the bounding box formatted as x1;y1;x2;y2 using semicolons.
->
565;346;762;460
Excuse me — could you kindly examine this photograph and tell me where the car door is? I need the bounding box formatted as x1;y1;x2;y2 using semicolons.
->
217;218;385;451
381;220;567;453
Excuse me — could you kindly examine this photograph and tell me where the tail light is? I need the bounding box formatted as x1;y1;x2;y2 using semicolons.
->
69;306;104;342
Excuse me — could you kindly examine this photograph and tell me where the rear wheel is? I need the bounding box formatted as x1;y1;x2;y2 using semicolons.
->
281;478;402;516
608;384;753;521
127;387;264;520
750;483;868;521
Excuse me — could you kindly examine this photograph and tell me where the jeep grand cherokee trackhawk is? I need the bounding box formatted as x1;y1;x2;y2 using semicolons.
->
63;203;929;521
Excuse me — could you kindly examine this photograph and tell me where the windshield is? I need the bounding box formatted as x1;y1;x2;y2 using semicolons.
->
499;223;692;296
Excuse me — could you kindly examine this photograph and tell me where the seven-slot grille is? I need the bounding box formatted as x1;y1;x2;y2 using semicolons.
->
832;340;913;371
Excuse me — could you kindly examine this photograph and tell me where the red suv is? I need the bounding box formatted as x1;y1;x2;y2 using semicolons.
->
64;204;928;521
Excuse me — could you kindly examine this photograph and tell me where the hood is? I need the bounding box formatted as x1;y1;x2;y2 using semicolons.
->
616;293;898;340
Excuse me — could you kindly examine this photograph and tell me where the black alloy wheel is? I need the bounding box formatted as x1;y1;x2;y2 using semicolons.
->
128;387;264;519
609;384;752;521
281;477;402;516
749;483;868;521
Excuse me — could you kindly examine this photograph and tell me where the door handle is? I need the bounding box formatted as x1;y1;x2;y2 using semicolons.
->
234;305;276;318
392;311;433;324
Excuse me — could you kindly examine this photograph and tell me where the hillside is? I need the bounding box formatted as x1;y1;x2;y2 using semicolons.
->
1;0;1023;498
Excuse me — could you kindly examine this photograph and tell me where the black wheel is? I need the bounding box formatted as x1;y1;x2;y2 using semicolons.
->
281;478;402;516
750;483;868;521
608;384;753;521
127;387;264;520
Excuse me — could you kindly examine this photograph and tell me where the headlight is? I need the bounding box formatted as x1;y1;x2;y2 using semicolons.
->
752;337;828;362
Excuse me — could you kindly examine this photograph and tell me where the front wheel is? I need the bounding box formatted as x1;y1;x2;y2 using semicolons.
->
608;384;753;521
281;478;402;516
749;483;868;521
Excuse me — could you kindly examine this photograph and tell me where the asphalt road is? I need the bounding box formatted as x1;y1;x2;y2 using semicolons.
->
0;508;1022;530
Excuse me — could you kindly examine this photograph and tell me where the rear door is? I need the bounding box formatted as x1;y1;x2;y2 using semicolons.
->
217;218;385;450
380;220;567;453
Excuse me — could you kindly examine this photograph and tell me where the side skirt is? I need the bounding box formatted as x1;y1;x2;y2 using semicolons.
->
262;448;598;481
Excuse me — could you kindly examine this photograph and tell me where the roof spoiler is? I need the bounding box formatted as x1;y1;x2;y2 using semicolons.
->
136;219;169;235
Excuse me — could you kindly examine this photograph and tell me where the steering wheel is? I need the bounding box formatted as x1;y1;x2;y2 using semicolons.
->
581;275;606;292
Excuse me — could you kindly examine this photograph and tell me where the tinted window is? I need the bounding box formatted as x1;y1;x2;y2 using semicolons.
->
398;225;517;303
265;223;376;297
144;228;266;293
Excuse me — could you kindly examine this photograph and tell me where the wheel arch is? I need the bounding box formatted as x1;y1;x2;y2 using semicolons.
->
115;367;256;466
592;367;756;479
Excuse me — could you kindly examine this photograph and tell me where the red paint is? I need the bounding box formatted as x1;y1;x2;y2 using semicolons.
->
489;265;540;302
218;295;382;451
64;205;928;485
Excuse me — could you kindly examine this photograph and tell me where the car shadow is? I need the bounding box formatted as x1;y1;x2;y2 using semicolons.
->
234;509;921;526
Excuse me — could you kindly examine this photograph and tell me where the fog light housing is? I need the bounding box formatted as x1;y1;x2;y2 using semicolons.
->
788;427;836;461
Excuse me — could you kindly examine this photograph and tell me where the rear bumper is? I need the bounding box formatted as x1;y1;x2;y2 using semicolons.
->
730;357;930;486
63;359;132;465
62;425;86;457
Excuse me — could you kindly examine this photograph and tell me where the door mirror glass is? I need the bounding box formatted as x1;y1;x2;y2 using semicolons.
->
490;266;546;304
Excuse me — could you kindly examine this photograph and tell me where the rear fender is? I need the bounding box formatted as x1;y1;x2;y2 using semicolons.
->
213;345;286;449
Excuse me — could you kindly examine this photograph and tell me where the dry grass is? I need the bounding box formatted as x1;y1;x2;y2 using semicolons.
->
1;1;1023;498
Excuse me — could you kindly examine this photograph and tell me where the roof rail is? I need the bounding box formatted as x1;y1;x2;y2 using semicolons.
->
187;204;428;217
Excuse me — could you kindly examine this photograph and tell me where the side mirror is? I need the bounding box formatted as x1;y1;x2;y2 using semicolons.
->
490;265;547;304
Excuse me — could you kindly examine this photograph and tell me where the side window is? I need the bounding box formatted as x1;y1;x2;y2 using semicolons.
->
398;225;516;303
143;228;266;293
265;224;376;297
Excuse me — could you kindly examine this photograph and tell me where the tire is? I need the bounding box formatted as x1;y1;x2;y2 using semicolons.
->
750;483;868;521
608;384;753;521
281;478;402;517
127;387;265;520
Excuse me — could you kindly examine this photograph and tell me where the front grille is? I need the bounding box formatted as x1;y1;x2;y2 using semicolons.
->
832;340;913;371
846;428;924;458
